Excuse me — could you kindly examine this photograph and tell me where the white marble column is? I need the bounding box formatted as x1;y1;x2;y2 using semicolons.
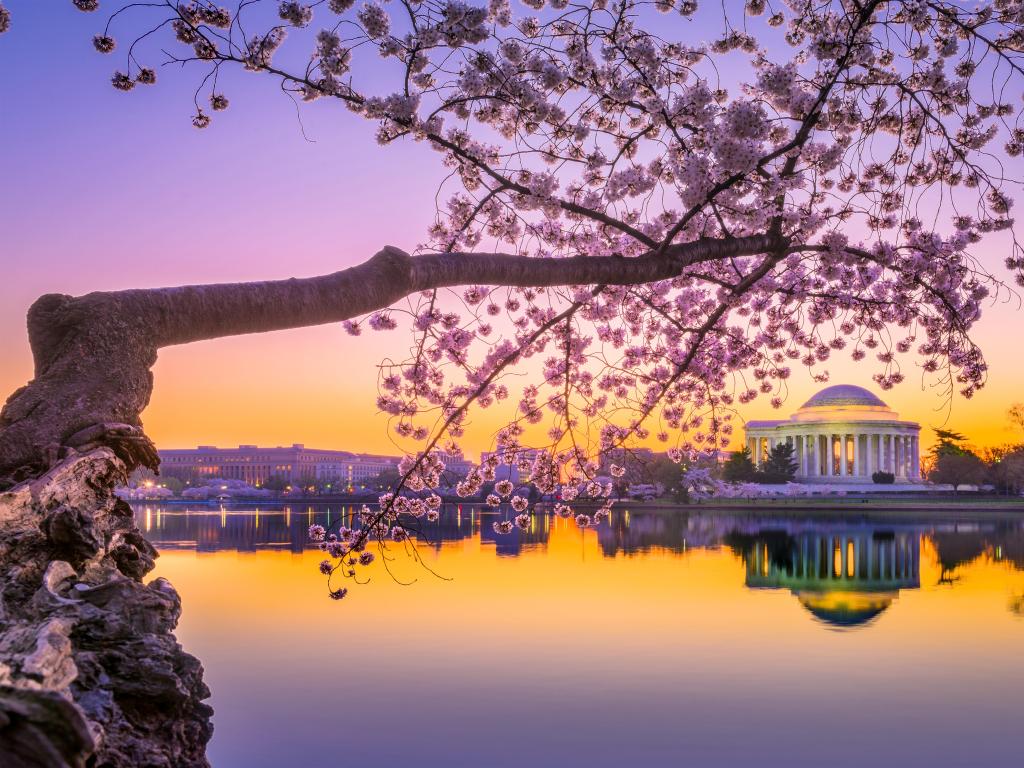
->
839;434;848;477
866;434;874;476
912;436;920;479
853;433;861;477
887;434;894;473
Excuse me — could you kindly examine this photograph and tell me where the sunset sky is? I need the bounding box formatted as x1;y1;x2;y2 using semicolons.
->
1;5;1022;458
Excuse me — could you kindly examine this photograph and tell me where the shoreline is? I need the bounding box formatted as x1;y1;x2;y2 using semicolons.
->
129;496;1024;519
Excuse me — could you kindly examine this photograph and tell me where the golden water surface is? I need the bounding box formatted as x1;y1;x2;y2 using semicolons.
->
138;505;1024;768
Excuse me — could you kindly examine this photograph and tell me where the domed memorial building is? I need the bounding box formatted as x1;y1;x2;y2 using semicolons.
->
744;385;922;484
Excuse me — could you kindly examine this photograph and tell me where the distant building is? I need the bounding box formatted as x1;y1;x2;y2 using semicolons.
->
598;447;657;482
744;385;921;483
435;449;475;480
480;448;545;484
158;444;401;488
338;453;405;486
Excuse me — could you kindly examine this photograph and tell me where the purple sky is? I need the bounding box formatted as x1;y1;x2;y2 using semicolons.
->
1;3;1021;453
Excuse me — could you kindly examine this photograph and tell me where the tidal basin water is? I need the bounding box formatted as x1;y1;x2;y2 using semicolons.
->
135;503;1024;768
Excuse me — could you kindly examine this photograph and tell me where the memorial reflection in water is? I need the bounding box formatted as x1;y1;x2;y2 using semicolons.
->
135;503;1024;630
728;527;920;627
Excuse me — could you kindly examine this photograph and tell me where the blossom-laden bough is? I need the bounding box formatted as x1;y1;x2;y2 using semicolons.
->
1;0;1022;598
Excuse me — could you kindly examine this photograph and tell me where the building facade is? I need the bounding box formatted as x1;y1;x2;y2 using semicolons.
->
159;444;401;488
435;450;476;480
744;385;921;483
480;448;545;484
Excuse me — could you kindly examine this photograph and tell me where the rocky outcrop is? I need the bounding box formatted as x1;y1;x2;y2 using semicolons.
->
0;449;212;767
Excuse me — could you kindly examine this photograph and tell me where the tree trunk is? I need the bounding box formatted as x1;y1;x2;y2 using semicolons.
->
0;235;785;486
0;449;214;767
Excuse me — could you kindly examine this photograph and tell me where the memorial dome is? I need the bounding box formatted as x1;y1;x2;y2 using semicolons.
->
800;384;888;409
791;384;898;422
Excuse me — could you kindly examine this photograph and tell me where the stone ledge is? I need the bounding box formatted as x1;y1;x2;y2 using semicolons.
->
0;450;212;767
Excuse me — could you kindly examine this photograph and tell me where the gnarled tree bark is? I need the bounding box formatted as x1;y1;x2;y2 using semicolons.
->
0;234;785;487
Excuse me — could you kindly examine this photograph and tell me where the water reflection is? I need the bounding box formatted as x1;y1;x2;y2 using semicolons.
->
726;527;919;628
930;524;1024;582
135;503;1024;627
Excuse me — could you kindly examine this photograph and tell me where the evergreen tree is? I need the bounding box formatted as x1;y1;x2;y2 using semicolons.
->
760;442;798;484
722;448;758;482
932;428;970;457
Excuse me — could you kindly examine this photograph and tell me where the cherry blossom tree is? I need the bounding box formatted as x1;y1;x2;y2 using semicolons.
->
2;0;1023;598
